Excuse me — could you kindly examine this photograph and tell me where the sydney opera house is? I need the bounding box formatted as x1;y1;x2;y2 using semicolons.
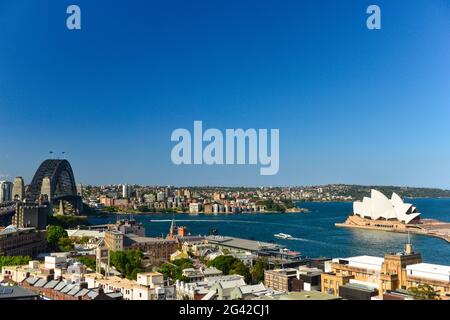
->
336;189;424;234
337;190;450;242
353;189;421;224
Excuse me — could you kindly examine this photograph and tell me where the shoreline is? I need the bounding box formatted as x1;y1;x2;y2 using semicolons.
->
335;216;450;243
92;208;309;217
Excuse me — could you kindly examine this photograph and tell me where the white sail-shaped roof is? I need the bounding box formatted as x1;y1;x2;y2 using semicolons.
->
353;189;421;224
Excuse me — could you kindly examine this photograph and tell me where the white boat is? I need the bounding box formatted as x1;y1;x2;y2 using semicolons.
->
274;233;294;239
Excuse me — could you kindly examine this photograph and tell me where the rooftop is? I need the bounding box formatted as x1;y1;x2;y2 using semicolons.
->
66;229;105;238
336;255;384;271
206;235;281;252
257;290;340;301
0;286;38;300
0;226;35;236
124;233;177;245
406;263;450;281
238;283;267;295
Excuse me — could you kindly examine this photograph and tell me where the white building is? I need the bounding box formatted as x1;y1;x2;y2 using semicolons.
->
189;203;202;214
122;184;131;198
182;267;223;282
175;275;245;300
353;189;421;224
333;255;385;272
45;256;67;270
85;272;171;300
406;263;450;283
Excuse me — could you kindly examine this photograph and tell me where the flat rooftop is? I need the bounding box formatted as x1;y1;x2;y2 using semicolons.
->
124;234;177;245
66;229;105;238
257;290;340;301
336;255;384;271
206;235;281;252
406;263;450;281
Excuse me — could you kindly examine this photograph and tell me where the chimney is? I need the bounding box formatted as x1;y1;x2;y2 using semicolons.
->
405;243;413;254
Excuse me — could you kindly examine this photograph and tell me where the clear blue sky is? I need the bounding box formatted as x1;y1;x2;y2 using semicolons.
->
0;0;449;187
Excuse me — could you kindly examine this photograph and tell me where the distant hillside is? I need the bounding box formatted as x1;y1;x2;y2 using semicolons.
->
328;185;450;200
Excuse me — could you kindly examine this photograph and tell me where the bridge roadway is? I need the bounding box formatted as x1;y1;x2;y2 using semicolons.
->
0;201;17;215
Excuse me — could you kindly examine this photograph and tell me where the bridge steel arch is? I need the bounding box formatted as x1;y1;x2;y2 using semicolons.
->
25;159;82;214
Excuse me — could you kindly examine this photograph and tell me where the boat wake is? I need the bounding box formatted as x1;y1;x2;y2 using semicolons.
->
149;219;262;224
287;236;336;247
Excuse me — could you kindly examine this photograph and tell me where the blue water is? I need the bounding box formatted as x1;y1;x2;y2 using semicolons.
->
87;198;450;265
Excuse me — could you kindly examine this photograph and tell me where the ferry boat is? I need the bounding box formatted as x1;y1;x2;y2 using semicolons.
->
274;233;294;240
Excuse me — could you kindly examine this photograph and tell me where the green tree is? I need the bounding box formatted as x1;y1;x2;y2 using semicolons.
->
251;258;269;284
407;284;438;300
78;236;91;244
58;237;74;252
47;225;68;248
172;258;193;269
0;256;31;268
47;215;90;228
110;249;143;280
207;255;239;274
157;258;193;282
207;255;250;282
77;256;96;271
230;260;251;283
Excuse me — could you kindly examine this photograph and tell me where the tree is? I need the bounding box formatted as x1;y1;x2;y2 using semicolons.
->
110;249;143;280
47;225;68;248
157;258;193;282
172;258;193;269
58;237;74;252
207;255;239;274
0;256;31;268
230;260;251;283
251;258;269;284
77;256;96;271
207;255;251;282
77;236;91;244
407;284;438;300
47;215;90;228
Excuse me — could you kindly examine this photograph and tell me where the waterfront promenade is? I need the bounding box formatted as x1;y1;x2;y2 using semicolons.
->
336;215;450;243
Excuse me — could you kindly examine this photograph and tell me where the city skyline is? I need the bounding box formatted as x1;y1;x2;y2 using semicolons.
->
1;1;449;187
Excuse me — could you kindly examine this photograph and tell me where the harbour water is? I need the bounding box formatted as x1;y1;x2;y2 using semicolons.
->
87;198;450;265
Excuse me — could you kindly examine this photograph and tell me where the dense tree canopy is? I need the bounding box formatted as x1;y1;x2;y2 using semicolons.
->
47;225;68;247
47;215;90;228
407;284;438;300
76;256;96;271
250;258;269;284
0;256;31;268
110;249;143;280
158;258;193;282
207;255;251;283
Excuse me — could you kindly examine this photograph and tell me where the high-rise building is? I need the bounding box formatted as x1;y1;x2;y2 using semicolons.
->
122;184;131;198
12;177;25;201
0;181;13;203
77;183;83;197
12;202;49;230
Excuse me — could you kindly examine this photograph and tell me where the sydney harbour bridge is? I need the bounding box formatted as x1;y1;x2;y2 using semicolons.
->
0;159;83;226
